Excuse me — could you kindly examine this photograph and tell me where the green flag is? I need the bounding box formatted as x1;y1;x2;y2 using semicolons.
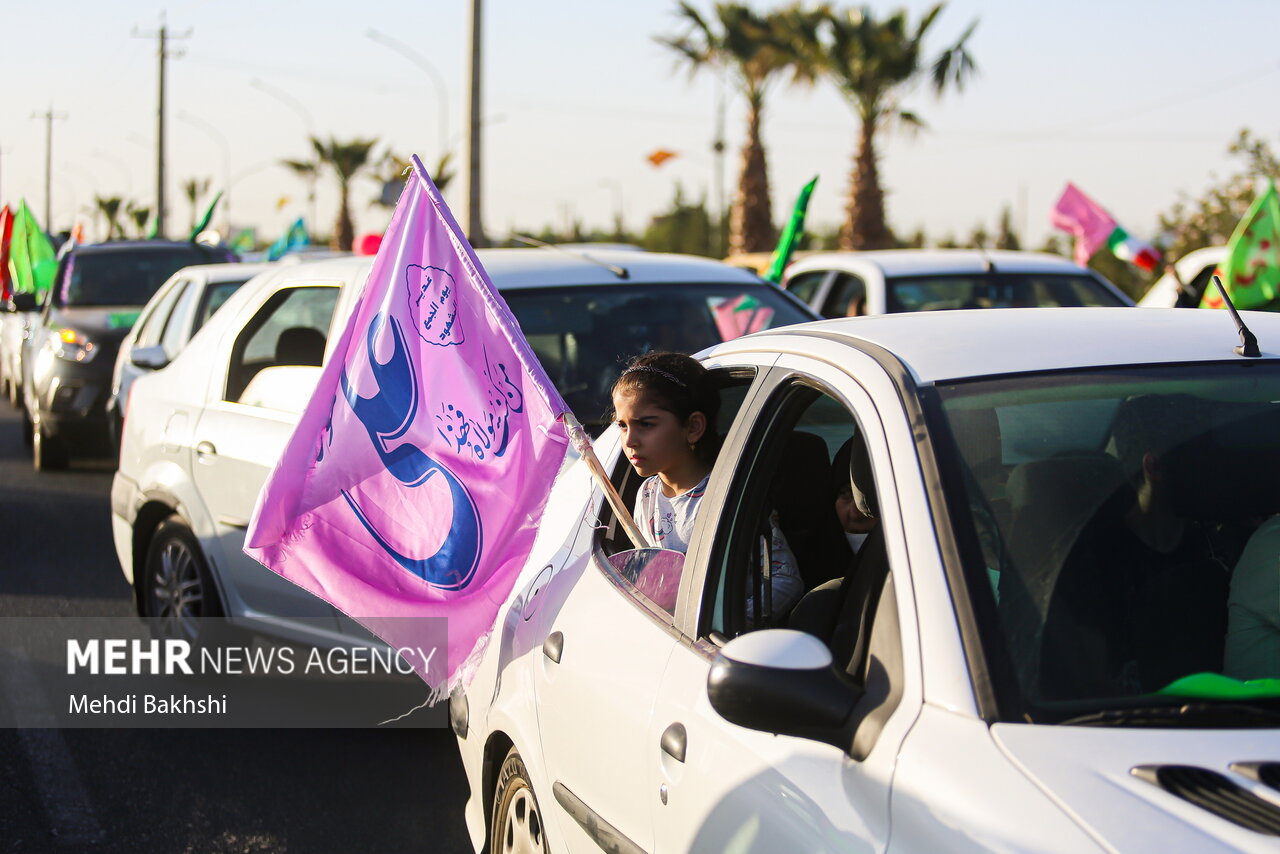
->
1201;179;1280;311
764;176;818;284
9;200;57;298
188;190;223;242
229;227;256;255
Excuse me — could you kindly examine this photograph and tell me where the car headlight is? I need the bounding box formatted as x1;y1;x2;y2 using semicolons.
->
50;327;97;363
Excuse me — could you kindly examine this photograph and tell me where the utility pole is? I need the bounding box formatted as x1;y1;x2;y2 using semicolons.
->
462;0;486;247
31;108;66;230
134;16;190;239
712;74;727;258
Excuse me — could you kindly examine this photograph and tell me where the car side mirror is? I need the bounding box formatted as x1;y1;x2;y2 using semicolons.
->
130;344;169;370
707;629;860;749
9;292;37;312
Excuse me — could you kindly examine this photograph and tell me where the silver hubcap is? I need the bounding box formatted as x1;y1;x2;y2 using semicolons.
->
500;787;545;854
151;538;203;641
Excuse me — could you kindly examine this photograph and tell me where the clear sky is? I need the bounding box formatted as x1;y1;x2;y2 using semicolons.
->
3;0;1277;250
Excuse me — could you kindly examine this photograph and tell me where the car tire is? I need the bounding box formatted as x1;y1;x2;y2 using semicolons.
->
491;747;550;854
33;422;67;471
143;517;225;645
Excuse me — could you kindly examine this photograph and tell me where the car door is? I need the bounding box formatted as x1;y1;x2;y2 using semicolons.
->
189;283;343;630
531;365;769;854
648;350;924;853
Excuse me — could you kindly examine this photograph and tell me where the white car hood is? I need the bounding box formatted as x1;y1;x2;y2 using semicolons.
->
993;723;1280;851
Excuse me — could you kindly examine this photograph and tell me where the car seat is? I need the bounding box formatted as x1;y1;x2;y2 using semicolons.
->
274;326;327;367
768;430;854;592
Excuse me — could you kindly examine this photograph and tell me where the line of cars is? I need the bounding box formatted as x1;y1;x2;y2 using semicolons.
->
29;234;1279;851
0;239;239;469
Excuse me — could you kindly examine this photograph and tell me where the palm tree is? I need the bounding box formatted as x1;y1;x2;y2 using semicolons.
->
807;3;977;250
308;136;378;250
371;152;454;208
126;202;152;239
658;3;812;255
94;196;124;240
182;178;211;231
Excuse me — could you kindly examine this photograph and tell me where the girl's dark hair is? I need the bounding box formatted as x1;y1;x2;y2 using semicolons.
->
612;351;721;465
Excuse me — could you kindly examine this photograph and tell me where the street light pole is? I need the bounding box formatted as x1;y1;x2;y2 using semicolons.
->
250;78;318;230
178;110;232;236
134;16;190;239
366;28;449;161
462;0;486;247
31;106;67;230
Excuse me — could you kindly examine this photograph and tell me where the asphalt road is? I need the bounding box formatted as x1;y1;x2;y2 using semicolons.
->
0;402;473;853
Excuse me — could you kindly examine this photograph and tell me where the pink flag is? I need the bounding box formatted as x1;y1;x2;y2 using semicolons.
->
244;155;570;700
1051;182;1118;266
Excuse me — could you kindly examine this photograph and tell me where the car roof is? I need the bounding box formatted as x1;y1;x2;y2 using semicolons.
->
475;248;765;288
731;307;1280;384
239;248;764;292
69;239;228;255
788;249;1092;278
177;262;276;283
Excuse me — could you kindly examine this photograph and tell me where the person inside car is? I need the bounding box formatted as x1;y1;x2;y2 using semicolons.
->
611;351;803;616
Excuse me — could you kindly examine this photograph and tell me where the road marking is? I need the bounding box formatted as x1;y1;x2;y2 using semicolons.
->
0;651;104;846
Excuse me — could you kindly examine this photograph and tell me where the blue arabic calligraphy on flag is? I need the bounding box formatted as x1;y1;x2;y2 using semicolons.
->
244;156;571;698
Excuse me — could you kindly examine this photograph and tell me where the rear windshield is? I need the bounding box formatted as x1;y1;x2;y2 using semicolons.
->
887;273;1126;312
55;247;235;308
503;282;812;426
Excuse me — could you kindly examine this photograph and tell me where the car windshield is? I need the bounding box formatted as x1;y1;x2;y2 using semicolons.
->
56;248;233;308
503;282;811;426
886;273;1126;312
936;363;1280;720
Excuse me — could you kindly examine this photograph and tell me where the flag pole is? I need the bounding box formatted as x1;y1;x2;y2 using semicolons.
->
561;411;647;550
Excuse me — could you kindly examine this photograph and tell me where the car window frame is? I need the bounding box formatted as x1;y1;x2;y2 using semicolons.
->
158;276;202;359
133;277;189;348
223;283;340;404
587;364;768;630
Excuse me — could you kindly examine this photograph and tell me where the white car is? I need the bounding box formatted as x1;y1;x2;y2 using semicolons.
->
783;249;1133;317
110;250;816;647
453;307;1280;853
1138;245;1228;308
107;262;274;448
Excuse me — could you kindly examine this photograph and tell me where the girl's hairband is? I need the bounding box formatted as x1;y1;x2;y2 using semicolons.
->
621;365;687;388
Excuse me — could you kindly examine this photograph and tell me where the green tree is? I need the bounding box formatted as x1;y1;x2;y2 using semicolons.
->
802;3;977;249
93;196;125;241
182;177;211;231
995;205;1020;250
307;136;379;250
658;3;813;255
1158;128;1279;260
641;183;715;256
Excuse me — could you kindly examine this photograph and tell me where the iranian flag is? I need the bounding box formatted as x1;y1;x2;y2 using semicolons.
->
1051;183;1161;272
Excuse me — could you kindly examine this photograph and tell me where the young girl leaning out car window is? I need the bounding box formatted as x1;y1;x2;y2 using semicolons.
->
610;352;803;617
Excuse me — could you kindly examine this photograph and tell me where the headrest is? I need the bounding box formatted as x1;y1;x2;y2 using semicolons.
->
834;434;877;519
275;326;327;367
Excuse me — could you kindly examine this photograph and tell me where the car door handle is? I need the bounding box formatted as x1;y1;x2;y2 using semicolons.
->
196;440;217;457
660;723;686;763
542;631;563;664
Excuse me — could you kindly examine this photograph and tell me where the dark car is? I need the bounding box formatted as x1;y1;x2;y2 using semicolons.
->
23;240;237;469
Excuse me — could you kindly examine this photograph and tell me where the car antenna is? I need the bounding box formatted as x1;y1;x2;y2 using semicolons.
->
1210;275;1261;357
978;246;996;273
509;233;630;280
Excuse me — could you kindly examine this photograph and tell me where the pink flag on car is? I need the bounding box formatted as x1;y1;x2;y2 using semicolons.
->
1051;183;1118;266
244;155;571;700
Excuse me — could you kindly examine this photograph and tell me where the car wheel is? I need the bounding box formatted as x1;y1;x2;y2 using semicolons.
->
143;517;224;644
491;747;550;854
33;422;67;471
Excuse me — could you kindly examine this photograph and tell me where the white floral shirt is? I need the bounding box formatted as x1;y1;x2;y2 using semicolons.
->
634;474;803;616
